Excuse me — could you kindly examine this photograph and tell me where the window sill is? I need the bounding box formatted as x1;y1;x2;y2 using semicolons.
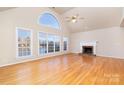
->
39;51;61;56
16;55;33;60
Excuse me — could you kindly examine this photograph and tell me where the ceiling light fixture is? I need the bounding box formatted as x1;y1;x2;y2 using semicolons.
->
71;17;77;23
66;14;84;23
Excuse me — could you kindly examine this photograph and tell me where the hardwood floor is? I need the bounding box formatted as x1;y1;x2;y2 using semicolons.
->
0;54;124;85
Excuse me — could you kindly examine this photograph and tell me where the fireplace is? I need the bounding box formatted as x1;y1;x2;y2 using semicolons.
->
83;46;93;55
80;41;97;56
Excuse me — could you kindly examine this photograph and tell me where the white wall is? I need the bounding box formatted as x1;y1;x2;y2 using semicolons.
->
70;27;124;59
0;7;70;67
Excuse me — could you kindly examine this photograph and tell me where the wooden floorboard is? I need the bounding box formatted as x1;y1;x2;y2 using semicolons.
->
0;54;124;85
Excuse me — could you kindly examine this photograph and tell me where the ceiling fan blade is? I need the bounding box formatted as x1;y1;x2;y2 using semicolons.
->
79;17;84;20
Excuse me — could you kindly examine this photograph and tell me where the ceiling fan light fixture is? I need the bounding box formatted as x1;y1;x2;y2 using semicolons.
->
72;19;77;23
66;14;84;23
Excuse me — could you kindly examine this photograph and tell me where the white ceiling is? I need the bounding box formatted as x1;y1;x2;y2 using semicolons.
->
59;7;123;33
50;7;73;14
0;7;122;33
0;7;15;12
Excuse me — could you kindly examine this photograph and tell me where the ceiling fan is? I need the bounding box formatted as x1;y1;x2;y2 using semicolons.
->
66;14;84;23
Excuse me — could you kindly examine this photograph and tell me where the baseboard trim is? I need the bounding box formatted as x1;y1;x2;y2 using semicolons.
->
71;52;124;59
0;57;42;68
0;52;71;68
97;54;124;60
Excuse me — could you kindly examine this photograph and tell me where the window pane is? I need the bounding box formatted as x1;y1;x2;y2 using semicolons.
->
18;48;22;56
64;41;67;51
55;36;60;52
63;37;68;51
17;28;31;57
55;42;60;52
48;41;54;53
39;13;60;29
39;32;47;55
48;34;54;53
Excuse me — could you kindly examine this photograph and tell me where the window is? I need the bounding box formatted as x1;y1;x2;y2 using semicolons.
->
63;37;68;51
17;28;32;57
38;33;61;55
39;13;60;29
39;32;47;55
48;34;55;53
54;36;60;52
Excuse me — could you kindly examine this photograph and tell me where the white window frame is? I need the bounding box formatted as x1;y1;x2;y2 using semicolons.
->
16;27;33;59
38;32;61;56
63;37;68;52
37;12;61;30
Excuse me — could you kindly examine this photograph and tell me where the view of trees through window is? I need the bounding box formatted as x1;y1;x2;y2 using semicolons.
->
39;32;47;55
55;36;60;52
39;32;61;55
17;30;68;57
63;37;68;51
17;28;31;57
48;34;54;53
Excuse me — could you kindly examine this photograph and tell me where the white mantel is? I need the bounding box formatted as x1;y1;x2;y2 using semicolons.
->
80;41;97;55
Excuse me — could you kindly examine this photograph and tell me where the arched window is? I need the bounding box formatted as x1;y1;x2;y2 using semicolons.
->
39;13;60;29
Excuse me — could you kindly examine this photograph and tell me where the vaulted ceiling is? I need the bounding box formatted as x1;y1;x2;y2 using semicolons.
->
0;7;123;33
50;7;74;14
0;7;15;12
53;7;123;33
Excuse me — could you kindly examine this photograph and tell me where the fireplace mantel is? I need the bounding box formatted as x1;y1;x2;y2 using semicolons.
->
80;41;97;55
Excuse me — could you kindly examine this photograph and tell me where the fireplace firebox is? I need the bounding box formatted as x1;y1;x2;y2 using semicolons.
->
82;46;93;55
80;41;97;56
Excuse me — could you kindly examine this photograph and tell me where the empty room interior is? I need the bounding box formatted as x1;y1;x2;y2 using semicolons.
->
0;7;124;85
